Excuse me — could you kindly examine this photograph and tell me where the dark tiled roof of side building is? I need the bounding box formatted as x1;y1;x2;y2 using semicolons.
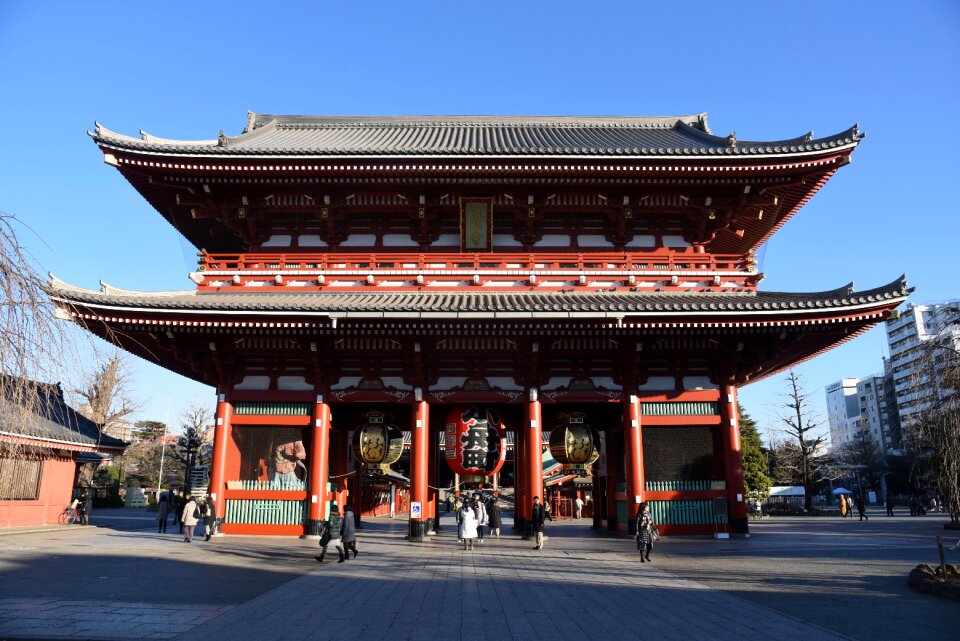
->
90;112;864;158
0;379;126;450
47;276;910;317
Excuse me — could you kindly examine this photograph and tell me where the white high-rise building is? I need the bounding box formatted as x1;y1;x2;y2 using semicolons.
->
885;301;960;429
825;378;860;452
855;372;901;455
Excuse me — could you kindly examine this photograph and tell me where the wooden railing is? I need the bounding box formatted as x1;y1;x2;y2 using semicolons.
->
200;250;753;273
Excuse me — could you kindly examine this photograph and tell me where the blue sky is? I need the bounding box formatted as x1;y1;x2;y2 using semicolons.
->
2;1;958;438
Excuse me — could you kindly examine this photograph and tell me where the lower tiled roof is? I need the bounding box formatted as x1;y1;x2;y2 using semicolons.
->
48;276;910;318
1;381;126;450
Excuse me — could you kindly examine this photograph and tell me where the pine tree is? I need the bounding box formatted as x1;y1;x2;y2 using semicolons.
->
739;404;772;500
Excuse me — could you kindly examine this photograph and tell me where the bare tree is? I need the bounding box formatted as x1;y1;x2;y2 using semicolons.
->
839;419;886;498
904;309;960;525
0;211;75;499
73;353;140;440
170;403;214;492
774;371;828;511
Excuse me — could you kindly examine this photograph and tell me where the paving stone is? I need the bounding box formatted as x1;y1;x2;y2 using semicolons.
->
14;514;944;641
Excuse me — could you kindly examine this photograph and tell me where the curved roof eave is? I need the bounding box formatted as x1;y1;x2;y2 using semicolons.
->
46;276;912;319
88;113;864;161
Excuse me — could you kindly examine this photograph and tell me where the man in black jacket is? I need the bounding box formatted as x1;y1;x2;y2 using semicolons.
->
531;496;546;550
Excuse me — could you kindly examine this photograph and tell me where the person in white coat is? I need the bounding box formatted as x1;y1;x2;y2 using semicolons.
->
460;503;478;551
181;496;199;543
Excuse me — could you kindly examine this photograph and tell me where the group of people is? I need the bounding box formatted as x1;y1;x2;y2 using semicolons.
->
838;494;869;521
315;505;358;563
456;493;503;550
908;494;941;516
155;491;217;542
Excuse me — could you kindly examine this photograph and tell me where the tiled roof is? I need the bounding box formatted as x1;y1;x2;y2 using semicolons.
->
90;112;863;158
48;276;910;318
0;381;126;450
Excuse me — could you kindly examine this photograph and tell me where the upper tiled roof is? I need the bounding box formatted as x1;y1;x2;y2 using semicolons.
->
48;275;909;318
90;112;863;158
0;380;127;450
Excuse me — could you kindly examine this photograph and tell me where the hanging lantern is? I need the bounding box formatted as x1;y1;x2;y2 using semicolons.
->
352;411;404;475
549;411;600;476
444;406;507;477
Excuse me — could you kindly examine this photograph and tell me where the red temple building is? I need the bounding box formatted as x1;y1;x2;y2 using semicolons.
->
1;381;126;527
48;113;909;539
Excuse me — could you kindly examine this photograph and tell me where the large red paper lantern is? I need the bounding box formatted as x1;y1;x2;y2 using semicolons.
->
444;406;506;476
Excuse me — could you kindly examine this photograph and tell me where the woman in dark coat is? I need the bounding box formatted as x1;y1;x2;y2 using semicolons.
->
157;493;170;533
202;497;217;541
316;505;343;563
487;497;503;539
337;506;358;562
636;502;655;562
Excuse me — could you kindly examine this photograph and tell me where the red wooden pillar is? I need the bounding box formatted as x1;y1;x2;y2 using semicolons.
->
606;429;623;531
722;383;749;535
208;388;232;533
409;395;430;541
525;390;543;537
305;396;331;537
328;429;347;514
623;395;644;535
513;426;525;533
427;429;438;532
351;448;362;525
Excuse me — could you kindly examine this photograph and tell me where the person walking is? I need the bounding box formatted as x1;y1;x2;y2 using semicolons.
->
316;505;343;563
173;492;185;533
337;506;358;562
474;497;487;543
181;495;199;543
885;494;895;517
456;498;469;542
488;497;502;539
445;496;452;513
202;497;217;540
839;494;848;518
855;494;868;521
574;496;584;519
157;492;170;533
636;502;656;562
461;503;479;551
79;489;92;526
531;496;546;550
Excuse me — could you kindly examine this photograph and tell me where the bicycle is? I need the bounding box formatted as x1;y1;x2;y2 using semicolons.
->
58;506;80;525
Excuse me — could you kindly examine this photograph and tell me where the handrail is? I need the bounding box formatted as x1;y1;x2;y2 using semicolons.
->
200;250;752;273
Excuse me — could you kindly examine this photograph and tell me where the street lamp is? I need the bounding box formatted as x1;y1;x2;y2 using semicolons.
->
178;427;202;496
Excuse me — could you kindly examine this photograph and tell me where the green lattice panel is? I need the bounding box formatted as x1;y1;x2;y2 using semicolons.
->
648;499;727;525
233;402;311;416
225;499;307;525
641;402;719;416
645;480;716;492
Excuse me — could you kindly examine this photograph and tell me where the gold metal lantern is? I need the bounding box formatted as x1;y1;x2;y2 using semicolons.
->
548;412;600;475
352;411;404;474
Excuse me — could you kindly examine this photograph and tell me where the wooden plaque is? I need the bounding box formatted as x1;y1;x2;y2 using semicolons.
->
460;197;493;251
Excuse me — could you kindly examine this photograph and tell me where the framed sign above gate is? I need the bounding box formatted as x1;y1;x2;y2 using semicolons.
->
460;197;493;251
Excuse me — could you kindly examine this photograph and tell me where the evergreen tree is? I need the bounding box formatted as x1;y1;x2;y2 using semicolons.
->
739;404;772;500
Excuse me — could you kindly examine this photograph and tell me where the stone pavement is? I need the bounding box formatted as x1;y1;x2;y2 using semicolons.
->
165;520;851;641
2;509;957;641
0;598;230;640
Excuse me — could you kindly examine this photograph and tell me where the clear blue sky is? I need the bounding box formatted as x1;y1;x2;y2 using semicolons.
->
2;1;957;439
